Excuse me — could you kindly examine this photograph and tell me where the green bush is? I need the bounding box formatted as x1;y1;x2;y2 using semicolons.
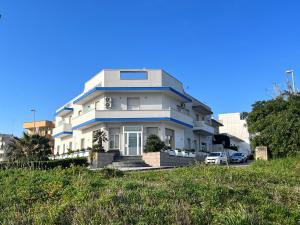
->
99;168;124;178
0;157;88;170
144;134;166;152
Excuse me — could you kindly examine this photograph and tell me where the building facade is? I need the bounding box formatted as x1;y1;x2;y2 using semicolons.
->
0;134;13;162
53;69;216;157
23;120;55;137
218;113;252;156
23;120;55;149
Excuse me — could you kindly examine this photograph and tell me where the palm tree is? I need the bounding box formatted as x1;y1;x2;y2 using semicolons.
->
92;130;108;152
6;132;52;162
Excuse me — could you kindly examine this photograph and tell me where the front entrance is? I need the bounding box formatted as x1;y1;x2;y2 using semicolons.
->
124;126;143;156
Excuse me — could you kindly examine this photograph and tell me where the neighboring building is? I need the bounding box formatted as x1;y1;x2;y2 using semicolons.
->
23;120;55;137
23;120;55;149
53;69;217;157
211;118;223;134
0;134;13;162
218;113;252;156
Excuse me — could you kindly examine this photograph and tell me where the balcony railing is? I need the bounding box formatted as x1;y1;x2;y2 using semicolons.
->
193;120;215;135
72;109;194;130
51;150;90;160
53;123;72;137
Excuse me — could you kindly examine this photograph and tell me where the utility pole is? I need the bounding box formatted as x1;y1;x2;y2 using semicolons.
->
285;70;296;93
30;109;36;134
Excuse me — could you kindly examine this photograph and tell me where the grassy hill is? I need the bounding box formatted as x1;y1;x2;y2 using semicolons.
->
1;156;300;225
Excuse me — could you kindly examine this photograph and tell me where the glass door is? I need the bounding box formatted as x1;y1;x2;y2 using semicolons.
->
124;132;142;156
128;133;138;155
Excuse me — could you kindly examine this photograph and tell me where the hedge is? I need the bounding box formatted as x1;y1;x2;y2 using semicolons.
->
0;157;88;170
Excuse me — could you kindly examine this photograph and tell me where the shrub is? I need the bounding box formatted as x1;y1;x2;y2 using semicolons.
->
0;157;88;170
144;134;166;153
99;168;124;178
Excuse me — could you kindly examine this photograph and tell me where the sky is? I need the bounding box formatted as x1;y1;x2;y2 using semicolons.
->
0;0;300;136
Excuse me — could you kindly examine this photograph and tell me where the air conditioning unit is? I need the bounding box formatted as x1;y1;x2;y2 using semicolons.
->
105;102;112;109
105;97;112;103
105;97;112;109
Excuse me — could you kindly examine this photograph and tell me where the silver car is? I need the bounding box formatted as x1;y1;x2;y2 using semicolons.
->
230;153;247;163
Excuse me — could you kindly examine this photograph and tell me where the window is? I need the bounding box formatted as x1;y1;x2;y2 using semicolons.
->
127;97;140;110
78;110;82;116
124;126;142;132
187;138;191;149
201;142;207;151
95;101;100;110
69;142;72;150
109;128;120;149
120;71;148;80
196;114;200;121
193;140;197;150
146;127;158;137
165;128;175;148
80;139;85;150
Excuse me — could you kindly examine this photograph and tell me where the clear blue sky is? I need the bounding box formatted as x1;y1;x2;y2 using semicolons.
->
1;0;299;136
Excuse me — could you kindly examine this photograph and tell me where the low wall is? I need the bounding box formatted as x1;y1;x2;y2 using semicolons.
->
90;152;115;169
255;146;268;160
143;152;205;167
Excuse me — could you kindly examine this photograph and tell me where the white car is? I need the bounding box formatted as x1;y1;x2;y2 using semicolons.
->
205;152;230;165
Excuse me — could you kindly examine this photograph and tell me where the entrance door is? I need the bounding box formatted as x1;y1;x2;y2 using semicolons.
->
124;132;142;156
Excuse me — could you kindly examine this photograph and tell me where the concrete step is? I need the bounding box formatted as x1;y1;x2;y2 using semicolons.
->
108;156;150;168
113;156;143;162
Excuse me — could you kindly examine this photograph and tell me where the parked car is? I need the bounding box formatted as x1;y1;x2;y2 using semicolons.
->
230;152;248;163
205;152;230;165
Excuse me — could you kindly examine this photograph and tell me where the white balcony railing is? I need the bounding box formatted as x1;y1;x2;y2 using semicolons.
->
72;109;194;129
193;120;215;134
51;150;90;160
53;123;72;136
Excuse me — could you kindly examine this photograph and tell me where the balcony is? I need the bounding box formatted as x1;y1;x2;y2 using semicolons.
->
193;121;215;135
72;109;194;130
53;123;73;138
55;107;74;117
72;87;192;105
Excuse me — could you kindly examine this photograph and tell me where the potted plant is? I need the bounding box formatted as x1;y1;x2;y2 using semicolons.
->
89;130;111;168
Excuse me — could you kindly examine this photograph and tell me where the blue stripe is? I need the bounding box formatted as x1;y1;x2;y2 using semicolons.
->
53;131;73;138
73;87;192;104
55;107;74;116
72;117;193;130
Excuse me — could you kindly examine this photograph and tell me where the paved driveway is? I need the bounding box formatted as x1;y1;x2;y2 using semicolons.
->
229;160;253;168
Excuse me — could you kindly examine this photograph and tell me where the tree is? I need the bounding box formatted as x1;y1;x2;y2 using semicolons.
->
6;133;52;162
144;135;166;153
240;112;249;120
247;93;300;158
92;130;108;153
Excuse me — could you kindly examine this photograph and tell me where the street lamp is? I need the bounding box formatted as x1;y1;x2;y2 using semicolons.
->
285;70;296;93
30;109;36;134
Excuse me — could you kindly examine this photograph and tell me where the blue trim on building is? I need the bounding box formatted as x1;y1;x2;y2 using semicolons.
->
169;118;193;128
72;117;193;130
55;107;74;116
53;131;73;138
73;87;192;104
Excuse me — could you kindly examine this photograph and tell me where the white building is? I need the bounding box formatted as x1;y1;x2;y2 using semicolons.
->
53;69;217;157
0;134;13;162
218;113;252;156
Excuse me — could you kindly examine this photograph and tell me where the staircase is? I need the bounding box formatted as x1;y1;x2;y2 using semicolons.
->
108;156;151;168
